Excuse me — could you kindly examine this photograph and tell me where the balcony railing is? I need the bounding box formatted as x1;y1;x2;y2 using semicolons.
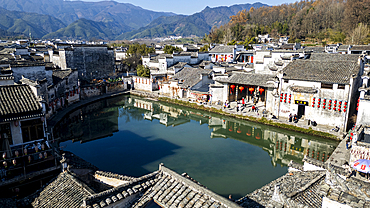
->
0;139;58;183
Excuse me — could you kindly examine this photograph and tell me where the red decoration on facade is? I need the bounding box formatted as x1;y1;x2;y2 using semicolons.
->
248;87;254;92
259;88;264;93
239;86;244;91
230;85;235;90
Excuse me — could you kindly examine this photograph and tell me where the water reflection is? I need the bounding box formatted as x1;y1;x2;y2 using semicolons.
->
55;95;338;198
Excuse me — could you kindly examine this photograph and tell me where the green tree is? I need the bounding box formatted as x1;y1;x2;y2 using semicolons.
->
163;45;183;54
123;43;155;71
199;45;209;52
136;65;150;77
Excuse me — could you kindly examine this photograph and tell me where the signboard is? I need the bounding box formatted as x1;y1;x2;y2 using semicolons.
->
295;100;309;106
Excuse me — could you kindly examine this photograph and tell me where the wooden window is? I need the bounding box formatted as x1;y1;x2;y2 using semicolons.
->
0;123;13;146
321;83;333;89
338;84;345;89
21;119;44;142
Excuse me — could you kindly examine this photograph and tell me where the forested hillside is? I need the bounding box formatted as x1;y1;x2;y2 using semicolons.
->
205;0;370;45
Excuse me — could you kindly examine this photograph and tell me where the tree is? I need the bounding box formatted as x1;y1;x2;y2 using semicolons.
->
163;45;183;54
136;65;150;77
123;43;155;71
199;45;209;52
348;23;370;45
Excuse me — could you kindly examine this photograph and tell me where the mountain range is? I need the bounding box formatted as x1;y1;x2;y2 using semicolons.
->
0;0;267;40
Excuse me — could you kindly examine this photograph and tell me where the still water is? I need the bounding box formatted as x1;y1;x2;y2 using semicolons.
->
55;95;339;199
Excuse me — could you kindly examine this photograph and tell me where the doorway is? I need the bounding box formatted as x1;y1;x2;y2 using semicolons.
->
298;105;305;118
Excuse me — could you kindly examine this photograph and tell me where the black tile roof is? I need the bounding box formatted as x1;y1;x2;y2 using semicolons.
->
133;165;241;208
214;72;276;88
350;45;370;51
32;172;95;208
309;53;360;62
283;59;360;84
0;84;42;122
173;67;212;89
209;45;234;54
85;171;159;208
238;170;326;208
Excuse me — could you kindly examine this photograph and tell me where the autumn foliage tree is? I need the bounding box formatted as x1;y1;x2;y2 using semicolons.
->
204;0;370;45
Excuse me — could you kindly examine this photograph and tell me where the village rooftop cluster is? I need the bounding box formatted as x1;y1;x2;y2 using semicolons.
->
1;35;370;207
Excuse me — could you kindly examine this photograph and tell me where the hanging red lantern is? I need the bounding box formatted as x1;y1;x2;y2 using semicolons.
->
259;88;264;93
230;85;235;90
239;86;244;91
249;87;254;92
312;104;314;107
344;109;346;112
329;100;332;103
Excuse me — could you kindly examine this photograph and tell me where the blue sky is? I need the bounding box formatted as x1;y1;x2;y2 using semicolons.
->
83;0;299;15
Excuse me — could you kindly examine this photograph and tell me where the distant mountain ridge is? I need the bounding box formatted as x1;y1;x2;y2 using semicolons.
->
0;1;268;40
0;7;66;38
43;18;133;40
0;0;175;29
118;3;267;40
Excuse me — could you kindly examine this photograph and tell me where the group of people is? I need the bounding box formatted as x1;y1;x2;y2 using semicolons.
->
289;114;299;123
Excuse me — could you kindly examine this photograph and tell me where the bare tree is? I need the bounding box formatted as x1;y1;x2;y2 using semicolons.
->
348;23;370;44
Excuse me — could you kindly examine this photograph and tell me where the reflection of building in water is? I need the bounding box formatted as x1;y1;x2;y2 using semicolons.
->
129;97;338;167
209;118;337;166
130;97;215;127
54;98;122;143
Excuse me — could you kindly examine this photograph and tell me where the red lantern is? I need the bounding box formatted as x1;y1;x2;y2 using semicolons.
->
329;100;332;103
249;87;254;92
230;85;235;90
312;105;314;107
239;86;244;91
259;88;264;93
318;105;320;108
344;109;346;112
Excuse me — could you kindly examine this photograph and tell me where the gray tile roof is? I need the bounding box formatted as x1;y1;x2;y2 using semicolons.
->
283;59;360;84
32;172;95;208
338;45;350;51
84;171;159;208
238;170;326;208
133;165;241;208
209;45;234;54
0;84;42;122
214;72;276;88
53;69;72;80
173;67;212;89
309;53;360;62
350;45;370;51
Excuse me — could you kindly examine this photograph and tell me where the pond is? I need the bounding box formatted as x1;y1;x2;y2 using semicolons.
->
54;95;339;199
